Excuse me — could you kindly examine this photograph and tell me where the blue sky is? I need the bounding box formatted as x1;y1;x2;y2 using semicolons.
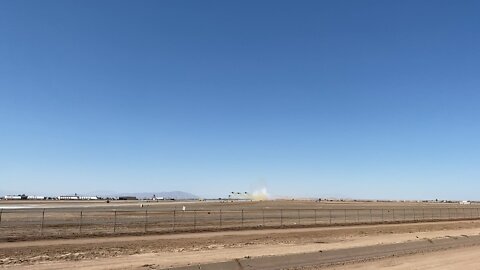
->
1;1;480;199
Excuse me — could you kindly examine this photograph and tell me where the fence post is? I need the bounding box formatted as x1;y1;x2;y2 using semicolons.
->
393;209;395;222
144;209;148;233
40;209;45;235
297;209;300;225
241;209;244;227
314;209;317;225
404;209;406;221
193;210;197;230
422;209;425;220
263;209;265;227
79;211;83;234
344;209;347;224
382;209;384;222
369;209;372;223
0;209;2;225
173;210;176;231
356;209;359;223
280;209;283;226
219;209;222;228
413;209;416;221
113;211;117;233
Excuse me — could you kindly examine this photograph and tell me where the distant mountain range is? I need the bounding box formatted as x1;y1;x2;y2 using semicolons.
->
113;191;198;200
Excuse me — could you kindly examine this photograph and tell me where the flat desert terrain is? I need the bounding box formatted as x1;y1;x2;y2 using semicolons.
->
2;200;478;240
322;246;480;270
1;200;480;269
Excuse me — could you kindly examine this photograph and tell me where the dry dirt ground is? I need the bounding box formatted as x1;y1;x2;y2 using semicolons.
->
1;200;476;210
3;200;479;242
319;245;480;270
2;220;480;269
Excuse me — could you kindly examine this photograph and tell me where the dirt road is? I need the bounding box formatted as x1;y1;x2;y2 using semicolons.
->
323;245;480;270
2;220;480;269
171;234;480;270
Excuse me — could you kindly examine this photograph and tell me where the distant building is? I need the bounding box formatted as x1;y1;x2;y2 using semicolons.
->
4;195;22;200
79;196;99;200
58;196;79;200
57;195;100;200
118;196;137;200
4;195;27;200
27;196;45;200
460;201;471;205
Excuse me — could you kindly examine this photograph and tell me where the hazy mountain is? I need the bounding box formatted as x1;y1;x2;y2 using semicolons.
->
115;191;198;200
85;190;117;196
0;190;16;196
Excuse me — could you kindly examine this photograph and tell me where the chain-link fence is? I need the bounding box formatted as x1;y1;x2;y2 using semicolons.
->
1;207;479;241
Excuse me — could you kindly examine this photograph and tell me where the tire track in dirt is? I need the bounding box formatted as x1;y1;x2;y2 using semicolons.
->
168;235;480;270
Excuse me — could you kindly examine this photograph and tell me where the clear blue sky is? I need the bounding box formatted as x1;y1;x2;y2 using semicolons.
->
1;0;480;200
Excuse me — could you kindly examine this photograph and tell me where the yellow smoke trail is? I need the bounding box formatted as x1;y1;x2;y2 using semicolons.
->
250;187;269;201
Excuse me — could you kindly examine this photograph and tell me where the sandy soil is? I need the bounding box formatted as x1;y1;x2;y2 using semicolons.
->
322;245;480;270
2;220;480;269
3;200;478;242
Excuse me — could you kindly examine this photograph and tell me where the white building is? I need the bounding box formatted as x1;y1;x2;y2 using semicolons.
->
3;195;22;200
58;196;79;200
27;196;45;200
58;195;99;200
78;196;99;200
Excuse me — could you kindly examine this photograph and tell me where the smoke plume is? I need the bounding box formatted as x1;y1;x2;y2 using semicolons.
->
250;187;270;201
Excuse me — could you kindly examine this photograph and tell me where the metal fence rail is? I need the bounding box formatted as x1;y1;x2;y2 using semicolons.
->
0;207;479;241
